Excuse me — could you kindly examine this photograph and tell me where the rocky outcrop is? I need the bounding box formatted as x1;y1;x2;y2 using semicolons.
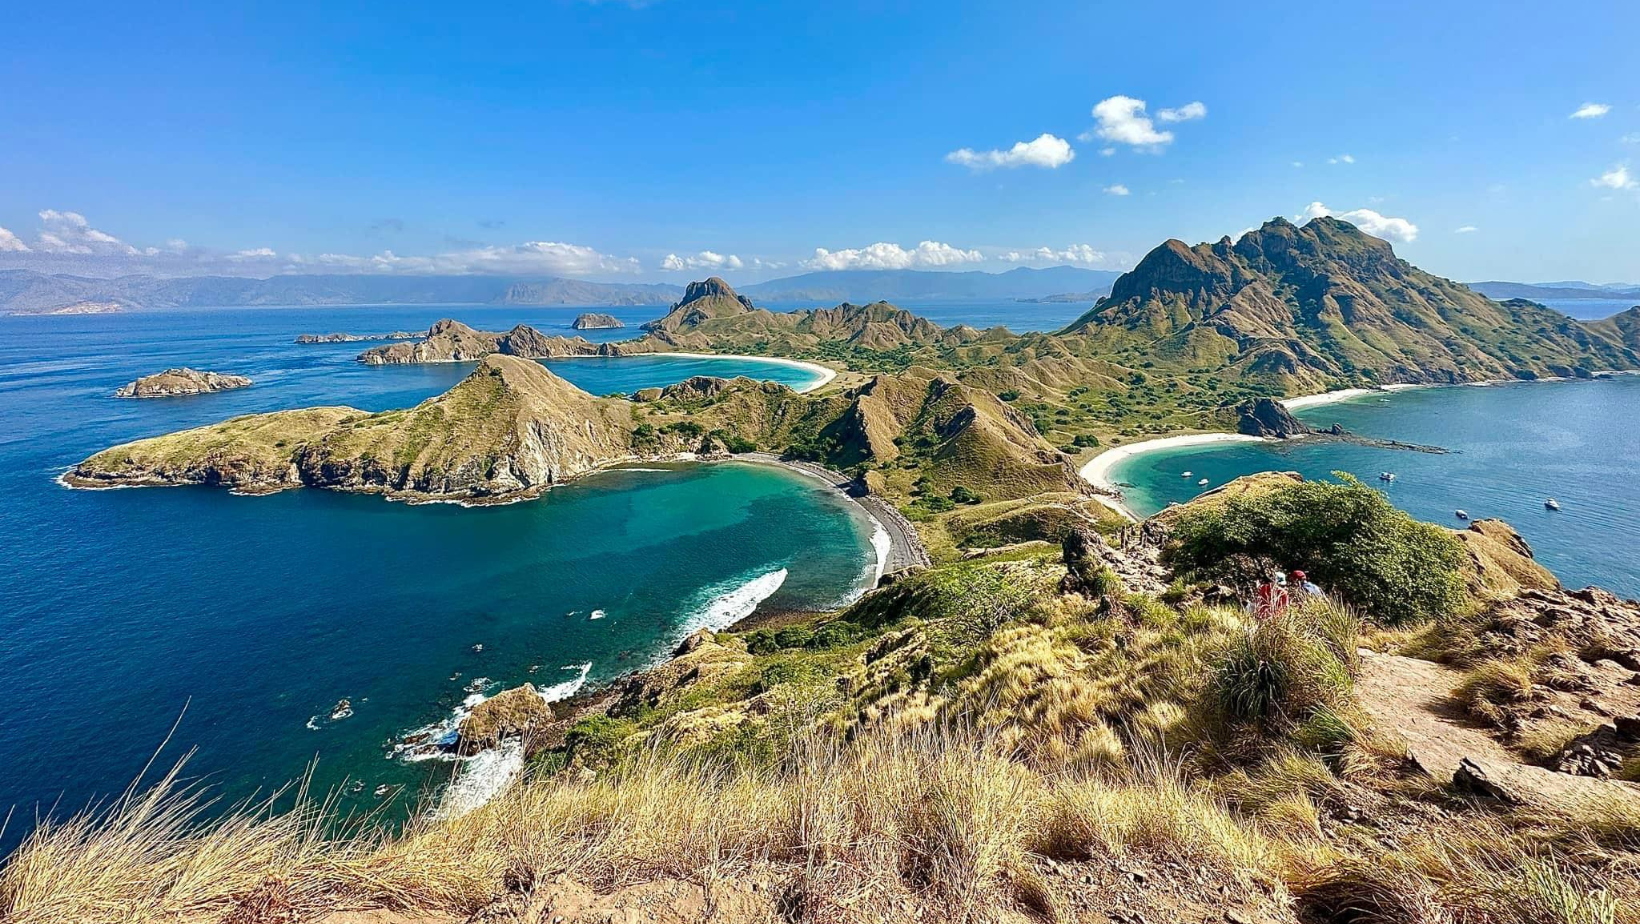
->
571;312;624;330
457;685;554;751
294;331;420;344
114;368;253;398
1463;585;1640;669
357;319;602;364
1236;397;1311;438
1456;519;1560;599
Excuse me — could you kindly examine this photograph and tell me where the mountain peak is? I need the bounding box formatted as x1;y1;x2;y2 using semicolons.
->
676;277;753;312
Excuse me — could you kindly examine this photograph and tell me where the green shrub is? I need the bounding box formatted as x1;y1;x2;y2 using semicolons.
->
949;485;983;505
563;715;639;767
1167;475;1467;625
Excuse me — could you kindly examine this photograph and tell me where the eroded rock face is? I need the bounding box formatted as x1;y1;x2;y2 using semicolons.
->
114;368;252;398
1470;586;1640;669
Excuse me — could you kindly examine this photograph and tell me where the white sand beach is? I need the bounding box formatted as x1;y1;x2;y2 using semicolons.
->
1078;433;1267;493
654;352;838;393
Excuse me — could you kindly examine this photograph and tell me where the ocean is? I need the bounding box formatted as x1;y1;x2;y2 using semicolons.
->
0;305;880;851
1109;376;1640;598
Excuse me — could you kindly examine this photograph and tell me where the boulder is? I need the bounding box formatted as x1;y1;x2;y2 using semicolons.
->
457;685;552;751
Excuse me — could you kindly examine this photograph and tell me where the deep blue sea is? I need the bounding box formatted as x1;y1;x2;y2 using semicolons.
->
1111;377;1640;598
1531;297;1638;321
0;305;886;851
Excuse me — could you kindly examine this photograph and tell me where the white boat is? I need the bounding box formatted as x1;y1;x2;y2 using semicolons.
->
1197;478;1210;486
1182;471;1192;478
1378;472;1396;482
1455;509;1469;520
590;609;607;620
1545;498;1561;511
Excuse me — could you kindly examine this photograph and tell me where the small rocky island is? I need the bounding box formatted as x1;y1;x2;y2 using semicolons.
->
294;330;421;344
356;318;631;364
114;368;253;398
571;312;624;330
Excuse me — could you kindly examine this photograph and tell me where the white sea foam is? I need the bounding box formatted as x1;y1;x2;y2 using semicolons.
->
867;519;892;589
433;739;524;820
673;568;788;643
540;662;592;702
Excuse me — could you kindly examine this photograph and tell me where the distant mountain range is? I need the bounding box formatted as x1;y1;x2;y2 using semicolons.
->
738;267;1122;303
0;266;1122;315
1468;280;1640;301
0;271;685;315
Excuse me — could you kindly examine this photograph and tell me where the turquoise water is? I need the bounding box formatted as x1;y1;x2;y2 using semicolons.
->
1110;376;1640;598
0;307;868;851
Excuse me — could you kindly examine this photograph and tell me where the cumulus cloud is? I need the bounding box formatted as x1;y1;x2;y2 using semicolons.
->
0;226;30;252
226;247;279;261
802;241;983;271
306;241;643;275
1156;101;1207;123
1103;184;1130;196
34;210;138;255
1328;154;1356;165
1454;225;1479;233
1087;96;1179;151
661;250;744;271
1570;102;1611;119
1297;201;1419;243
1592;164;1637;190
945;133;1075;171
999;244;1119;268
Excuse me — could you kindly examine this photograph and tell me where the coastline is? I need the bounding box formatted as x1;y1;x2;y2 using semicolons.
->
1078;433;1267;519
739;452;930;578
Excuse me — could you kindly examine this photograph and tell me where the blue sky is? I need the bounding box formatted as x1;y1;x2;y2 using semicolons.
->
2;0;1637;283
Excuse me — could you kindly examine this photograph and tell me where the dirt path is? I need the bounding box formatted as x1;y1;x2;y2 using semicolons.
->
1358;650;1640;809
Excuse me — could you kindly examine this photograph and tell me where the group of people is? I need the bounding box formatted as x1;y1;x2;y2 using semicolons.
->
1252;569;1323;619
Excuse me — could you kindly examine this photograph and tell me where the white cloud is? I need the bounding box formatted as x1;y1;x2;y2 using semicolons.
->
802;240;983;271
1623;133;1640;145
300;241;641;275
1000;244;1117;268
1454;225;1478;233
1103;184;1130;196
1592;164;1637;190
1156;101;1207;123
1298;201;1419;243
1088;96;1175;151
1099;147;1115;157
945;133;1074;171
661;250;744;272
1570;102;1611;119
226;247;279;261
1327;154;1356;165
1291;161;1304;168
34;209;137;255
0;226;30;252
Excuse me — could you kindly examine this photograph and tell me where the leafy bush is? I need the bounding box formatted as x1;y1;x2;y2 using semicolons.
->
1167;475;1467;625
949;485;983;505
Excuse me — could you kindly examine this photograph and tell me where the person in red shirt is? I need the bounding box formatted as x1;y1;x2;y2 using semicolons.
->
1254;571;1291;620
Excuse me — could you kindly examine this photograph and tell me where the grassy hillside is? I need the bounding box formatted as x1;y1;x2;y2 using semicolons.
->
12;478;1640;923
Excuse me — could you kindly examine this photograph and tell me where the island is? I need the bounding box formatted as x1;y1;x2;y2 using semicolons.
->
356;319;614;364
113;368;253;398
571;312;625;330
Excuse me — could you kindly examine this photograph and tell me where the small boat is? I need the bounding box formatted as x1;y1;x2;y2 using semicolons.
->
1455;509;1469;520
1197;478;1210;486
590;609;607;620
1545;498;1561;511
471;643;483;653
1182;471;1192;478
1378;472;1396;482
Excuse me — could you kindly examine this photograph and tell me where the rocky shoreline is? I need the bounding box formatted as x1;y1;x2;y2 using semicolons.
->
114;368;253;398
